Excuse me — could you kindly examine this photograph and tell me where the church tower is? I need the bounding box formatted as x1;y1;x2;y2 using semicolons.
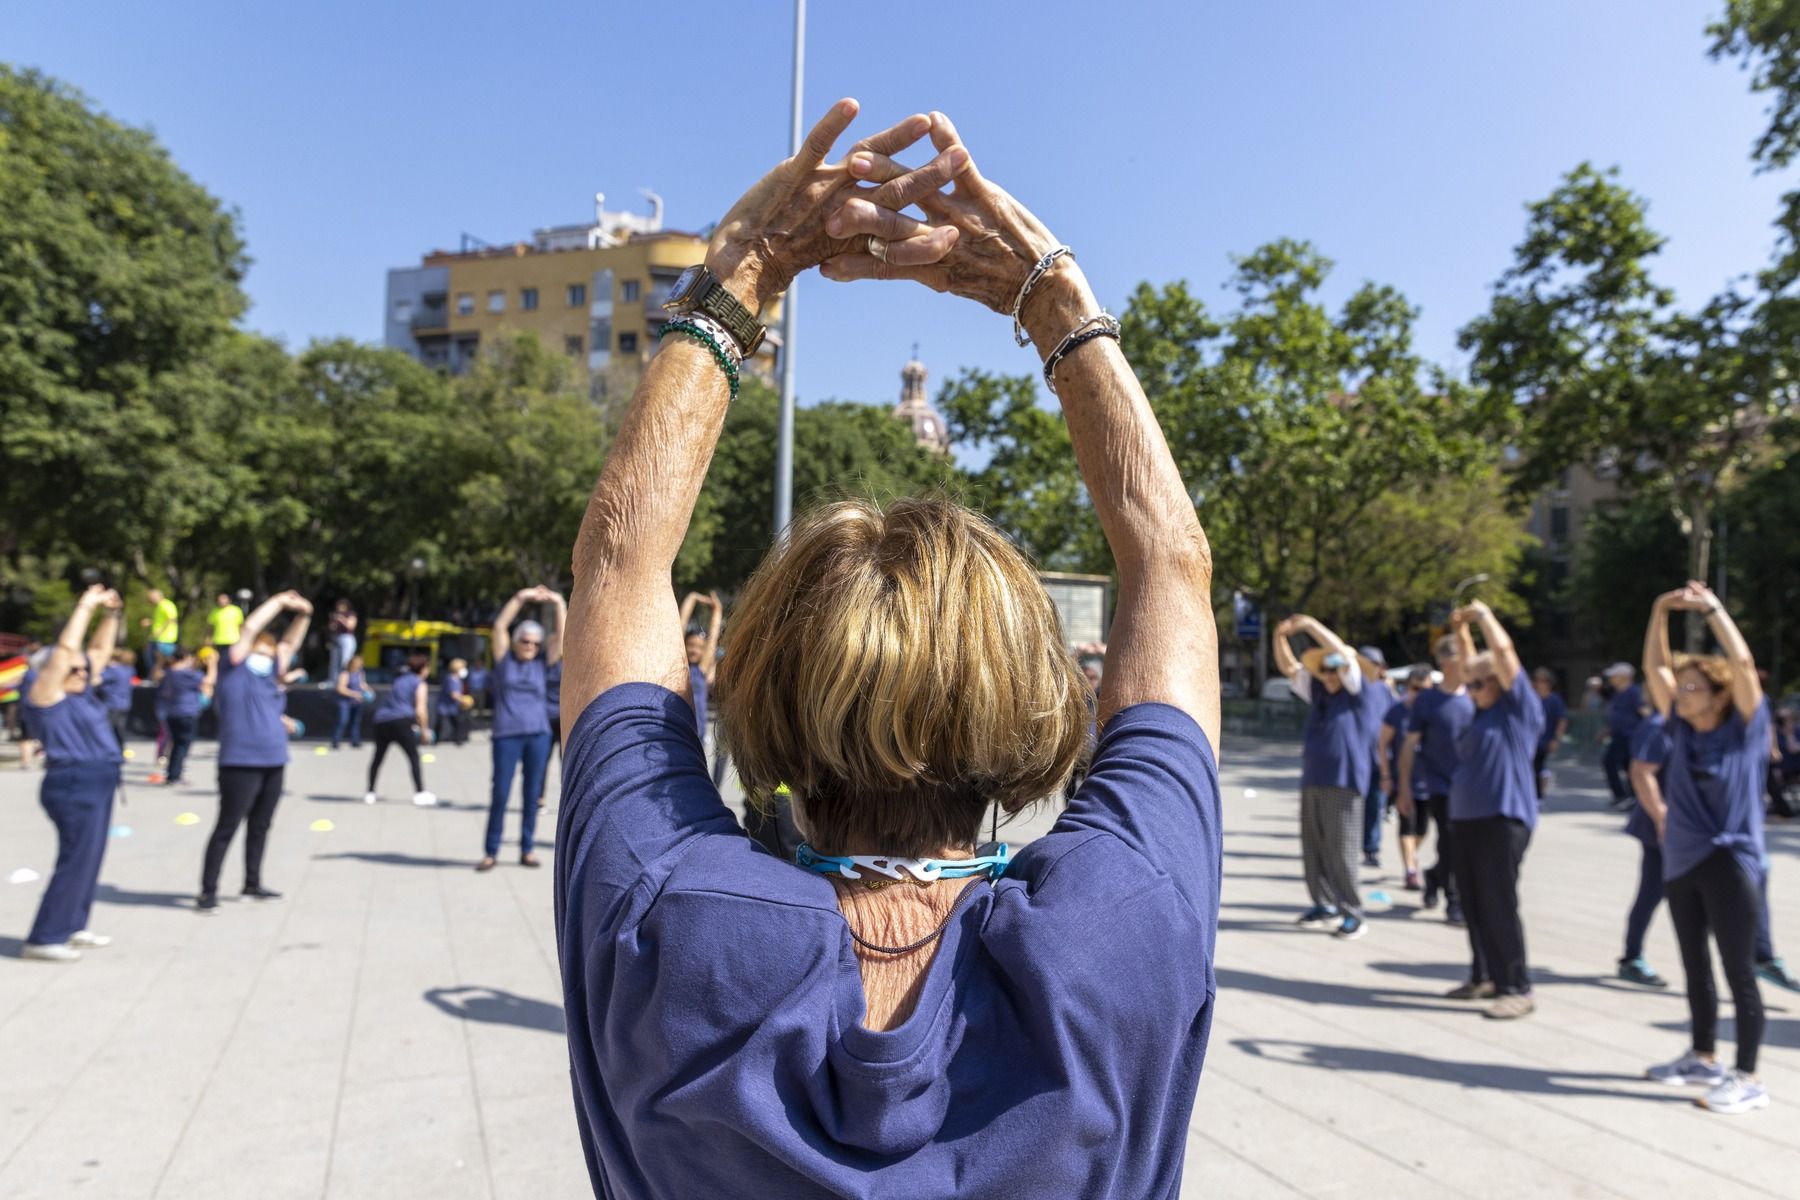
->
893;345;950;454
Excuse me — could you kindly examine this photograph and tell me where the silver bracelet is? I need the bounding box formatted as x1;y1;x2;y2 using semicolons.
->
1042;311;1122;395
1011;246;1074;347
681;312;743;369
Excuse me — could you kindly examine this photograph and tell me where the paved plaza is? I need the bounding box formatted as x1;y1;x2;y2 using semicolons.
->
0;728;1795;1199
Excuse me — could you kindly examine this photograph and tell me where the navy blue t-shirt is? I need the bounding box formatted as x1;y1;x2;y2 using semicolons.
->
1661;704;1768;885
1626;714;1670;844
1409;687;1474;797
1608;684;1647;740
214;657;289;768
1450;671;1545;827
554;685;1221;1199
491;654;549;739
27;659;121;766
159;668;205;720
1384;700;1427;798
1536;691;1567;751
546;661;562;723
436;673;464;715
97;664;135;713
688;663;709;736
373;671;423;724
1298;670;1373;792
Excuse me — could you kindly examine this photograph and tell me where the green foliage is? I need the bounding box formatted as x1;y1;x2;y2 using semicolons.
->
1566;495;1690;665
0;65;249;576
1721;443;1800;690
1461;164;1788;592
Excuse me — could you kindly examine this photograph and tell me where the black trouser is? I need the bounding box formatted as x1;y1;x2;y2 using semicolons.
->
1768;763;1798;819
1602;736;1632;802
1666;849;1764;1074
432;710;467;746
369;719;423;793
1422;794;1458;906
1450;816;1531;994
203;766;284;895
107;709;129;751
549;716;562;764
1531;746;1549;799
166;714;198;783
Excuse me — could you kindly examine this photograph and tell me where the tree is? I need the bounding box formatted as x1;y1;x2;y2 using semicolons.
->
1711;0;1800;290
1565;495;1690;668
1460;164;1789;645
678;378;958;593
0;67;248;578
1721;444;1800;690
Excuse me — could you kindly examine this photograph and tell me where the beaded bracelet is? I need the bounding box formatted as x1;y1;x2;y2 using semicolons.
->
1042;312;1122;395
660;318;740;403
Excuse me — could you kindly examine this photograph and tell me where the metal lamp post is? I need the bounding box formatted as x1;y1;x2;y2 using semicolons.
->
772;0;805;540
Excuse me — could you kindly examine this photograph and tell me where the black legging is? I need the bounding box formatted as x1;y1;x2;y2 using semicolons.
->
1450;816;1532;994
204;766;283;895
1422;794;1458;906
369;719;423;793
1666;849;1764;1074
432;710;467;746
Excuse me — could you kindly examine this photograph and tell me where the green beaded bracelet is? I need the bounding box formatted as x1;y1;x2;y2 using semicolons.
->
659;319;740;403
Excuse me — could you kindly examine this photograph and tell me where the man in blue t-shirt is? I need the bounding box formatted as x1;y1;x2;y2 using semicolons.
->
1531;668;1568;801
1601;662;1648;810
1401;636;1474;925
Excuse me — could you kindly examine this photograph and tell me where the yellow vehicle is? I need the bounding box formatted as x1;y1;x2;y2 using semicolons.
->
360;619;491;683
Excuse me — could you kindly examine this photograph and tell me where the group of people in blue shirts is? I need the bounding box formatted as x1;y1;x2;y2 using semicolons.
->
1284;581;1784;1114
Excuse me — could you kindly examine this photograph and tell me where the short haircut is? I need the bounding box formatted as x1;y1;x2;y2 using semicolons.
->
718;497;1089;858
1673;653;1732;692
1406;665;1432;686
1434;635;1459;661
1532;666;1555;684
513;619;545;643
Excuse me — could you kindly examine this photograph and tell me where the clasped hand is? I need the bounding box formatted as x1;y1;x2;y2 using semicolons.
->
707;99;1067;319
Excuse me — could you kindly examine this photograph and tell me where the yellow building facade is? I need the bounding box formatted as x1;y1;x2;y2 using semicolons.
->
384;199;780;386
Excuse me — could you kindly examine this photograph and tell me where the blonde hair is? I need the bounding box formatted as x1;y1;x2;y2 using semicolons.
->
718;497;1090;857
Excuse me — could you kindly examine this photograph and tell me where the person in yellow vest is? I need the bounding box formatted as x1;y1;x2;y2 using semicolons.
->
140;589;180;675
206;593;245;647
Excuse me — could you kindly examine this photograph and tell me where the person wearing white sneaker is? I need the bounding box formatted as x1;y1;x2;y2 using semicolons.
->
70;930;112;947
19;585;126;964
365;649;432;806
1641;583;1770;1114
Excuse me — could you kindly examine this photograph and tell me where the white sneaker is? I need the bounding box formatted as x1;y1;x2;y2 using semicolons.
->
412;791;438;807
21;942;81;962
1697;1070;1770;1114
362;792;378;805
69;930;112;948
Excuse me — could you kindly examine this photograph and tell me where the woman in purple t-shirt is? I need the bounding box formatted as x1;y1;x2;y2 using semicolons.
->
550;104;1222;1199
19;585;125;962
478;585;565;873
1639;582;1771;1115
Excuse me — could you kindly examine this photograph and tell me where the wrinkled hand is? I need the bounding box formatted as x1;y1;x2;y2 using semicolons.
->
708;100;964;310
282;591;314;615
820;111;1064;315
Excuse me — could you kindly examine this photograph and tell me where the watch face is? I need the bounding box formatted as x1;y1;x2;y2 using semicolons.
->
665;265;704;310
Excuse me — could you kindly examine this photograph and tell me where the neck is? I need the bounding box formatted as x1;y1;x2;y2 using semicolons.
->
1686;707;1727;733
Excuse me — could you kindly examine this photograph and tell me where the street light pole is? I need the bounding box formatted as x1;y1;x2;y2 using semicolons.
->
1451;573;1489;608
771;0;805;540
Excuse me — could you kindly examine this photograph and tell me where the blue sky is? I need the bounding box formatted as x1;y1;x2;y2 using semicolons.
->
6;1;1788;430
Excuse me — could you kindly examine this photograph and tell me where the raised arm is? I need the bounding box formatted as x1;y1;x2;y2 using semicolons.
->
1270;618;1303;681
275;593;312;673
562;102;955;723
232;594;290;666
1397;733;1420;819
29;586;117;707
1687;582;1761;719
701;592;724;685
1456;600;1519;689
1642;590;1681;717
677;593;702;630
87;593;123;662
491;588;535;664
822;112;1218;745
541;588;568;667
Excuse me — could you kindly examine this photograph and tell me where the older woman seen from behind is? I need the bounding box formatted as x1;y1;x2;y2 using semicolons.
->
552;102;1221;1197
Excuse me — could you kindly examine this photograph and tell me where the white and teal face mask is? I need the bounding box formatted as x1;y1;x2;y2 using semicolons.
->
246;653;276;677
796;842;1011;883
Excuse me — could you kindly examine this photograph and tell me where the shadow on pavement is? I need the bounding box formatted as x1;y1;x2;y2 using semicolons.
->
0;936;24;958
96;883;193;908
1366;960;1622;990
1216;967;1456;1013
314;851;473;870
1229;1037;1685;1101
424;985;564;1034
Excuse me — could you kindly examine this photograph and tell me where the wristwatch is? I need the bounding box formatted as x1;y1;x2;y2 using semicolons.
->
663;265;765;358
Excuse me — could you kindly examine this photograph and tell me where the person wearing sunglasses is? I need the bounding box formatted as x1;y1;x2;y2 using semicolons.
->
19;585;124;962
1273;614;1380;941
1638;582;1772;1114
479;585;565;872
1442;600;1542;1019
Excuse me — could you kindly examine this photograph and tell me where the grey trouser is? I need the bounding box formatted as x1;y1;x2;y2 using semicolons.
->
1301;785;1364;918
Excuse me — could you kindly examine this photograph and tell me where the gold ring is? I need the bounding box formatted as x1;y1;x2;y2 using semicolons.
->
867;236;889;263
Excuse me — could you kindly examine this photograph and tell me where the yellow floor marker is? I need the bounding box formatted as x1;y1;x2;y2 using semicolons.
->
421;753;437;764
309;818;334;832
174;812;200;826
314;746;330;755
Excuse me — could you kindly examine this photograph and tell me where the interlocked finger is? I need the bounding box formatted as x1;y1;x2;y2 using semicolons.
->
830;197;929;243
795;98;860;173
847;151;909;184
852;113;931;159
865;146;969;213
